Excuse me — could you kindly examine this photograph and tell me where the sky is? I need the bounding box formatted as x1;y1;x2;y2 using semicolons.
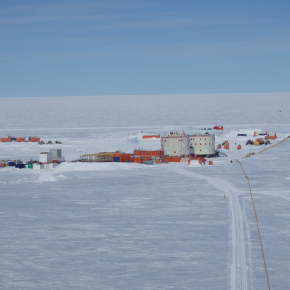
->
0;0;289;97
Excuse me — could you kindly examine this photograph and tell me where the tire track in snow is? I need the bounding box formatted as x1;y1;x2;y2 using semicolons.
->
168;166;249;290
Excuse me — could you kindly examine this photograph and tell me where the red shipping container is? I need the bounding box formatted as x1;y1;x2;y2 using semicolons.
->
214;126;224;130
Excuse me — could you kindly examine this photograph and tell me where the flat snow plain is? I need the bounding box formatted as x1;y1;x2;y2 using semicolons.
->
0;94;289;290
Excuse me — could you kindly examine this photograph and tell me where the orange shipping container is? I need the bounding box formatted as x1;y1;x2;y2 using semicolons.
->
209;161;213;165
217;144;222;149
16;137;26;142
224;145;230;149
142;135;161;139
237;145;242;150
265;133;277;140
29;137;41;142
1;138;10;142
134;156;152;163
133;150;164;157
164;157;181;162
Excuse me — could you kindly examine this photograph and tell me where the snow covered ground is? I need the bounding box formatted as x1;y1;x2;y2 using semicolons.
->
0;93;289;289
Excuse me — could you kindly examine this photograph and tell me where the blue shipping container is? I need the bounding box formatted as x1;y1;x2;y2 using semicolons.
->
10;138;16;141
15;164;26;169
237;134;247;137
113;157;120;162
8;162;15;166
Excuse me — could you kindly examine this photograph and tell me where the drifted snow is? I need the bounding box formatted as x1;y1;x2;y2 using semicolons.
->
0;94;290;290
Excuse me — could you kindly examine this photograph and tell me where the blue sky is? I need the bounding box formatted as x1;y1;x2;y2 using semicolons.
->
0;0;289;97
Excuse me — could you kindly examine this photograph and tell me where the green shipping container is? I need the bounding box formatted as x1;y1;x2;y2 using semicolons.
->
27;163;33;169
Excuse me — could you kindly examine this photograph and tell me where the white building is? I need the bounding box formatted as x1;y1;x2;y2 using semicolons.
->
161;133;215;157
161;135;190;156
39;152;52;163
188;134;215;155
49;149;62;160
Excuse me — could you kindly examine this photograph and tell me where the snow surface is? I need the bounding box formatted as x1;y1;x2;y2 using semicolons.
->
0;94;290;289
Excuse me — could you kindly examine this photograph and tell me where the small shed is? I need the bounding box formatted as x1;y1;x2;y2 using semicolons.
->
39;152;52;163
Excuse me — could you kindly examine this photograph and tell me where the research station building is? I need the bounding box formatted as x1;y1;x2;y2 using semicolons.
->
161;134;215;157
188;135;215;155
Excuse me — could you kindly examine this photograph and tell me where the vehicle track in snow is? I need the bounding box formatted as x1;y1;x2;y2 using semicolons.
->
168;166;249;290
